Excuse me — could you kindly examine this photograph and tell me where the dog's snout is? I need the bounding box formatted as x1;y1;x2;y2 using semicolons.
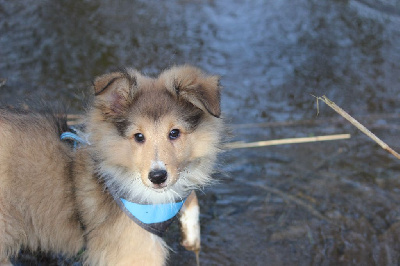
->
148;170;168;185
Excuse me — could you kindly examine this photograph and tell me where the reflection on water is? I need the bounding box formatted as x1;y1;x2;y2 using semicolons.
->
1;0;400;265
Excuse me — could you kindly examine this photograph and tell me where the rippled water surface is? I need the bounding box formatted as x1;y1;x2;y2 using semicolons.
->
2;0;400;265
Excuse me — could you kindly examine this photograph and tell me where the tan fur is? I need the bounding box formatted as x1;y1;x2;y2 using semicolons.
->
0;65;223;265
0;112;85;258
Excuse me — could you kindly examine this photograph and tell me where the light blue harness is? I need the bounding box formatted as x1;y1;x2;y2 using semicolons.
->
60;126;90;147
61;128;186;236
120;198;185;224
60;131;88;148
114;196;186;236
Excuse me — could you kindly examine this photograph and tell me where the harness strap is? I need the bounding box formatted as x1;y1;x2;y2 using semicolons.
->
60;126;90;148
113;196;186;237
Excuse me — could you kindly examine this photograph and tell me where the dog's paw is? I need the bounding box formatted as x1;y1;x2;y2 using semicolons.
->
180;204;201;251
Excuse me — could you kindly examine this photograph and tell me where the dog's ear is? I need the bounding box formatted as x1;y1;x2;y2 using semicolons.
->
164;66;221;118
92;70;136;117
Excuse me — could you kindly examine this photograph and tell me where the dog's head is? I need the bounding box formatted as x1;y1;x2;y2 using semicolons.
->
87;65;223;204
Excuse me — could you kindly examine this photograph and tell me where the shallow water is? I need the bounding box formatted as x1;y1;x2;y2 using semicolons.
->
1;0;400;265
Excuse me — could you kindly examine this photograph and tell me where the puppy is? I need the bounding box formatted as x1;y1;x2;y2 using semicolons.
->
0;65;224;265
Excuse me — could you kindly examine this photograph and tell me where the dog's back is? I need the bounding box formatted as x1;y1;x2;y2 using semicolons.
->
0;109;84;260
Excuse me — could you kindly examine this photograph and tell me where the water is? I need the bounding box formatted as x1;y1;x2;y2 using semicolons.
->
1;0;400;265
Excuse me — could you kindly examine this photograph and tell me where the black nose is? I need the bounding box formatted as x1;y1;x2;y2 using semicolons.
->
148;170;168;184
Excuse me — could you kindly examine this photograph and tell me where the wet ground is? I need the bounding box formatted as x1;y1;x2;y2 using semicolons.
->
1;0;400;265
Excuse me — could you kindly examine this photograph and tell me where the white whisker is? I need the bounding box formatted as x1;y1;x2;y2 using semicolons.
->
95;155;217;205
170;189;183;202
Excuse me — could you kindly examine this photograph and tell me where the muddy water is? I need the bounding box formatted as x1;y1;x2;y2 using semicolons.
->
1;0;400;265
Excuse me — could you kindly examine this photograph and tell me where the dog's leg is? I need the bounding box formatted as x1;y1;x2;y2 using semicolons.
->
180;191;201;252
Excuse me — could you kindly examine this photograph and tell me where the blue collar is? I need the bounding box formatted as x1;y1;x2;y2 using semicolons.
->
120;198;186;224
114;197;187;236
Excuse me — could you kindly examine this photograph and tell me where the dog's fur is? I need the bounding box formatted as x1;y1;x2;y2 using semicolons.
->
0;65;223;265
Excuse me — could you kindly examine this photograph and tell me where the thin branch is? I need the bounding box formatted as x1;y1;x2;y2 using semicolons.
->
225;134;351;149
314;95;400;160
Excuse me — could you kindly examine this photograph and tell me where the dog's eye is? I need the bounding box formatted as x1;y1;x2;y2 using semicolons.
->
134;133;145;143
169;129;180;140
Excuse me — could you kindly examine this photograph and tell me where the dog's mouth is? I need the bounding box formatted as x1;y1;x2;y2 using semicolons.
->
151;182;168;190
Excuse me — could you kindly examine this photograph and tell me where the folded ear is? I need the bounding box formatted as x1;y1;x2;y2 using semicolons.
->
163;66;221;118
92;70;137;118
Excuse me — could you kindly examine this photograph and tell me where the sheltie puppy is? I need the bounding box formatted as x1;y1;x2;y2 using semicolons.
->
0;65;224;265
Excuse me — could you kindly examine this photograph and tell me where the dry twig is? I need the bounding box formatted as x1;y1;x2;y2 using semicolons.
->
225;134;351;150
313;95;400;160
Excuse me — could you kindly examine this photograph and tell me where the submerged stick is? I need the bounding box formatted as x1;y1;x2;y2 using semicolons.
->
195;250;200;266
0;78;6;88
314;95;400;160
236;180;334;224
225;134;351;149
